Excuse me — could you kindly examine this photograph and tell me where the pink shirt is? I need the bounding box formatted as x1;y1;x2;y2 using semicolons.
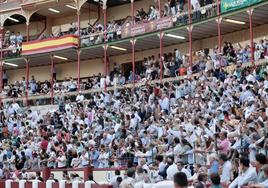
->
219;139;230;153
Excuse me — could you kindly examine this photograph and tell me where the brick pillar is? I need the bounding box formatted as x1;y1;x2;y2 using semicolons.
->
42;167;51;182
83;166;93;182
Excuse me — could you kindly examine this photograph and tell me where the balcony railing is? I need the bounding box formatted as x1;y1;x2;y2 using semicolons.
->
1;58;267;107
78;3;217;49
21;0;54;4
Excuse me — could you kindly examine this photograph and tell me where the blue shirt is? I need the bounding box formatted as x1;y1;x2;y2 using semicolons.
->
209;160;219;175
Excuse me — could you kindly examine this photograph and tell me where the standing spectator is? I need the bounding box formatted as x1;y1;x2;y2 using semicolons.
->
16;32;23;44
3;70;8;86
217;132;230;154
57;151;67;169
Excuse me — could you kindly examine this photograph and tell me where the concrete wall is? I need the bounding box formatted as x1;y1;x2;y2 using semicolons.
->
5;21;46;37
7;58;104;83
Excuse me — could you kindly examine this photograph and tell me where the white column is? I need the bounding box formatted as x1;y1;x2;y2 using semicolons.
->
59;180;66;188
19;180;26;188
72;181;81;188
5;180;12;188
32;180;39;188
85;181;94;188
46;180;54;188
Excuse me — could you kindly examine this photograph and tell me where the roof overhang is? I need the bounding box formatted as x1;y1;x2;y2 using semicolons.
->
4;0;268;69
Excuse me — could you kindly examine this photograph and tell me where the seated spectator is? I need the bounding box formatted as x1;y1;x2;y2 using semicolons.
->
249;164;268;188
229;156;257;188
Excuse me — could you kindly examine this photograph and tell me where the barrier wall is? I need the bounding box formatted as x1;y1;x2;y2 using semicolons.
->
0;180;112;188
18;167;126;185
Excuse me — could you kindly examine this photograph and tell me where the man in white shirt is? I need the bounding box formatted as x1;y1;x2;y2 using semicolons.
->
159;93;170;113
176;161;192;180
110;169;121;187
191;0;201;10
229;156;257;188
174;137;182;163
166;156;178;180
120;168;135;187
219;153;232;184
76;92;85;103
100;76;106;89
155;155;166;180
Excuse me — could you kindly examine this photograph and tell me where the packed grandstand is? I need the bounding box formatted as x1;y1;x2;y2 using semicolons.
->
0;0;268;188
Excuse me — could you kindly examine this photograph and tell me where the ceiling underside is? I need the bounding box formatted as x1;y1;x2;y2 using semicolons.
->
4;2;268;70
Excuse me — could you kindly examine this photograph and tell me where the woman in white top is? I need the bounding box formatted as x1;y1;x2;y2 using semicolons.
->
71;152;81;168
98;147;110;168
57;151;67;168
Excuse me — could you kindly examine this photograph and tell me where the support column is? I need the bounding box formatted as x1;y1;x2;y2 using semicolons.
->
130;39;136;86
131;0;135;24
103;44;108;90
131;0;135;86
77;10;81;91
247;8;254;66
50;55;54;105
0;39;2;106
0;26;4;106
83;166;93;182
25;21;30;106
26;21;30;42
216;0;222;53
25;58;30;106
158;0;164;82
42;167;51;182
0;26;3;93
0;61;2;106
188;0;193;68
159;32;164;82
103;0;108;90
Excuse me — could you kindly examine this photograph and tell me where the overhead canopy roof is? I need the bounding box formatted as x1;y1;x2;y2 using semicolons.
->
3;1;268;70
89;0;140;8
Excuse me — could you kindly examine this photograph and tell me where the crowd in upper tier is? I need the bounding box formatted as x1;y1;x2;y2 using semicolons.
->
1;39;268;100
1;0;217;58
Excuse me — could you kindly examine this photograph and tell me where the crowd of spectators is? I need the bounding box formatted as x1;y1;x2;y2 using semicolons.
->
1;31;23;57
0;36;267;188
2;39;268;99
1;1;268;188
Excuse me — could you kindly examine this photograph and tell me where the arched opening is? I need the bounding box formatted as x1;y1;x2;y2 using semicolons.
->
2;14;26;58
